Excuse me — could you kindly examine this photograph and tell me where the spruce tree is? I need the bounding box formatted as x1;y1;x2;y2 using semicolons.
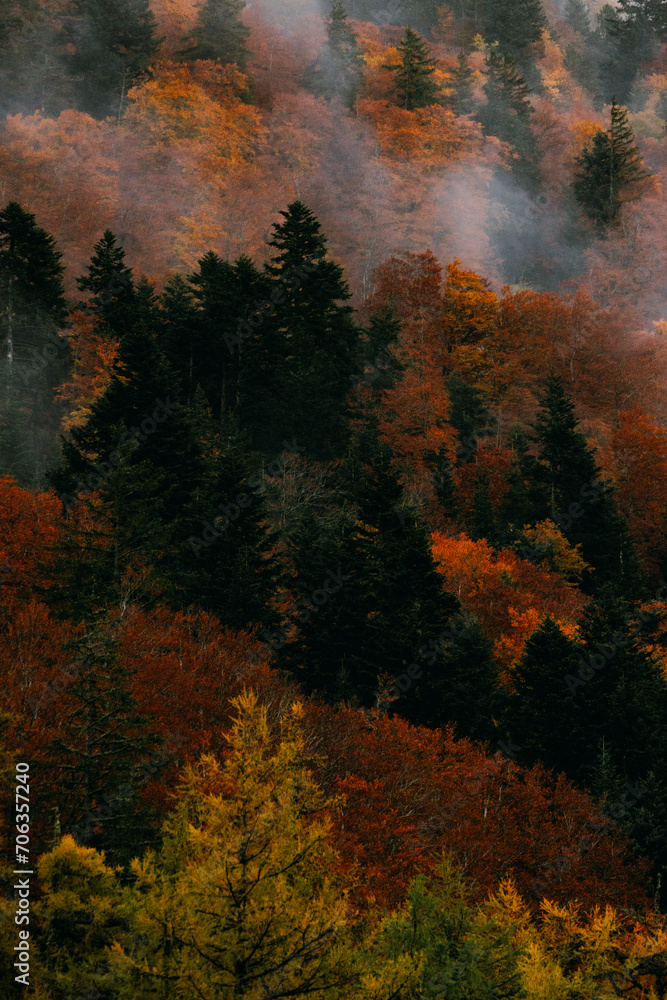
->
565;0;592;38
471;472;500;545
50;298;276;629
276;425;459;710
451;50;476;114
0;202;69;484
391;26;442;110
358;307;403;397
399;616;503;744
0;201;67;326
304;0;365;107
484;0;547;56
502;616;590;778
375;857;522;997
480;49;538;181
574;98;650;226
260;201;362;460
65;0;159;118
178;0;250;70
155;273;199;403
76;230;137;339
41;622;160;871
185;252;237;418
447;371;494;459
453;0;546;58
170;392;278;630
528;375;643;596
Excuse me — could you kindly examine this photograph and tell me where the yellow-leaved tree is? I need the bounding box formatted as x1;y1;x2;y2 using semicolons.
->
28;690;420;999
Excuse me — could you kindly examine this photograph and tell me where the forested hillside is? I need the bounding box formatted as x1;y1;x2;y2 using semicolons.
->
4;0;667;996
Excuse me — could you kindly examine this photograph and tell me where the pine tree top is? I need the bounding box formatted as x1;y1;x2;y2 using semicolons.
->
392;26;442;110
0;200;67;321
266;201;329;273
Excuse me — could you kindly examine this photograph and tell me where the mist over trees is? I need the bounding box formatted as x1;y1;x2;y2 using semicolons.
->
5;0;667;996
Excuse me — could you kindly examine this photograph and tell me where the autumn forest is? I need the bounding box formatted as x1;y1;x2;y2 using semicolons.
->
5;0;667;996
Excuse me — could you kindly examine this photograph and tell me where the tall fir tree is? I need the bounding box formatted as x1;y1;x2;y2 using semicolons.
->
178;0;250;70
450;50;476;114
398;615;503;744
502;616;590;778
186;252;272;424
526;375;644;596
484;0;547;57
41;622;160;871
566;0;593;37
480;49;539;183
447;371;494;460
390;26;442;110
50;294;276;629
453;0;546;58
0;202;70;484
65;0;159;118
258;201;362;460
574;98;650;226
304;0;365;107
276;424;459;710
76;230;137;339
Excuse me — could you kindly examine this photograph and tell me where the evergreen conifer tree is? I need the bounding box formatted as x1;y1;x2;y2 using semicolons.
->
65;0;159;118
260;201;362;460
471;472;500;545
277;425;459;709
374;856;522;996
0;202;69;484
485;0;547;56
399;616;503;743
527;375;644;596
359;308;403;396
178;0;250;70
185;252;244;420
304;0;365;107
42;623;159;871
566;0;593;37
447;371;494;459
76;230;137;339
480;49;538;181
0;201;67;331
451;50;476;114
503;616;590;778
574;98;650;226
390;26;442;109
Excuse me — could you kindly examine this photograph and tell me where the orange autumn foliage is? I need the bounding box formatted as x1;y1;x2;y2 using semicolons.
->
611;407;667;579
364;251;457;504
124;60;267;173
0;110;119;286
0;477;63;596
360;99;485;167
430;530;584;673
56;310;120;431
303;702;652;915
